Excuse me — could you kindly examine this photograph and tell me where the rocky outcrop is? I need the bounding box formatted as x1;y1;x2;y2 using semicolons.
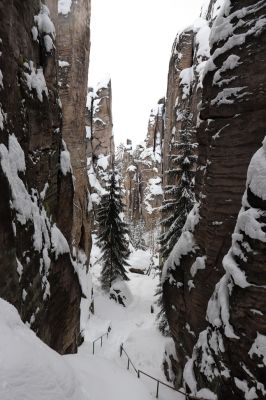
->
162;29;194;185
160;13;211;264
162;0;266;397
86;78;115;209
58;0;92;258
119;100;165;249
0;0;92;355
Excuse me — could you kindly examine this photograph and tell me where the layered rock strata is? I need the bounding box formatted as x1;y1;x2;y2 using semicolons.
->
119;100;165;249
0;0;92;354
162;0;266;397
86;78;115;209
58;0;92;258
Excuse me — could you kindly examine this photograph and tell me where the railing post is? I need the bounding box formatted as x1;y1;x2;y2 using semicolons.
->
93;341;95;355
101;336;103;347
184;383;189;400
137;370;140;378
120;344;123;357
127;358;130;370
156;380;159;398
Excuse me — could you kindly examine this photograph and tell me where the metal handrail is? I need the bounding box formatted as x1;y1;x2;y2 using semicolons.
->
92;326;111;354
120;343;138;374
119;343;206;400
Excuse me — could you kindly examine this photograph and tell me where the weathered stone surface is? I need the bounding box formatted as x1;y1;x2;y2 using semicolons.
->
162;29;194;179
86;79;115;209
163;0;266;397
58;0;92;257
119;100;165;248
0;0;91;355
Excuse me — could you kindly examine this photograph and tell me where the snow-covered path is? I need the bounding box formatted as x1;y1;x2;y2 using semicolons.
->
77;243;185;400
0;243;185;400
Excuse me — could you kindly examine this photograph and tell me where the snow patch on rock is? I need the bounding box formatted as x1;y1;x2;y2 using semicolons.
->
24;61;48;102
58;0;72;16
60;140;73;175
34;3;55;52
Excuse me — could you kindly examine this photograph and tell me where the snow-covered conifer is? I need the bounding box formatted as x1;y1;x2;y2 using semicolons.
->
159;128;197;260
97;171;130;293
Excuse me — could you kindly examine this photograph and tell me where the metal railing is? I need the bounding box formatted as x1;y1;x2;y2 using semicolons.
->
92;326;111;355
120;343;138;374
119;343;206;400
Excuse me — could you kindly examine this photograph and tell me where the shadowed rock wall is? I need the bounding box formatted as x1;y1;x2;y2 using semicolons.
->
0;0;92;355
162;0;266;397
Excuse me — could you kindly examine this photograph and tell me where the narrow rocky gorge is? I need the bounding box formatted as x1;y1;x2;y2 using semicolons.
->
0;0;265;399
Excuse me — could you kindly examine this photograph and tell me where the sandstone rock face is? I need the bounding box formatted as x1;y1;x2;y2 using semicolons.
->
160;16;210;263
162;0;266;397
58;0;92;257
86;79;115;208
0;0;92;355
119;100;165;249
162;29;194;183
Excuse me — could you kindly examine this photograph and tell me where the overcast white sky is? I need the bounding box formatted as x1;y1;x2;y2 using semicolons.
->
89;0;204;147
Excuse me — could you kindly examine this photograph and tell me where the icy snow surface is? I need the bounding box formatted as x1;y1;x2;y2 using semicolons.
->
81;236;185;399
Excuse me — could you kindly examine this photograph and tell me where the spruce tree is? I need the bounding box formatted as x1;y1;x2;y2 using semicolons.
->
97;171;130;293
159;128;197;260
130;219;147;250
156;126;197;335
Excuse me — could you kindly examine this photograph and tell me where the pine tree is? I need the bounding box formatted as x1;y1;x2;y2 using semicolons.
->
129;219;147;250
156;126;197;335
97;171;130;293
159;128;197;260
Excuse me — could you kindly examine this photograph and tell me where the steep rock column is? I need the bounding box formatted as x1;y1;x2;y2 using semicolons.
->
57;0;92;257
186;139;266;399
118;100;165;249
163;0;266;393
0;0;85;354
138;101;165;242
86;78;115;208
162;29;194;190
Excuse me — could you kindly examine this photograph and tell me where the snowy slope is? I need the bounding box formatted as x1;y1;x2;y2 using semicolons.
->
0;298;89;400
80;239;185;400
0;296;153;400
66;354;152;400
0;241;185;400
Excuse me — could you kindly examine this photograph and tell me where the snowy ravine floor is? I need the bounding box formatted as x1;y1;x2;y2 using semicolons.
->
0;241;185;400
75;239;185;400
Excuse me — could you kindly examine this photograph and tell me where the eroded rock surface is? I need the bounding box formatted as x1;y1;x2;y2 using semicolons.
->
119;100;165;248
58;0;92;258
86;78;115;209
0;0;92;354
162;0;266;397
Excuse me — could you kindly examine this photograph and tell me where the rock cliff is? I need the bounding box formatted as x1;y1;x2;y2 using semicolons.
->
119;100;165;249
162;0;266;397
86;78;115;210
58;0;92;258
0;0;92;354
